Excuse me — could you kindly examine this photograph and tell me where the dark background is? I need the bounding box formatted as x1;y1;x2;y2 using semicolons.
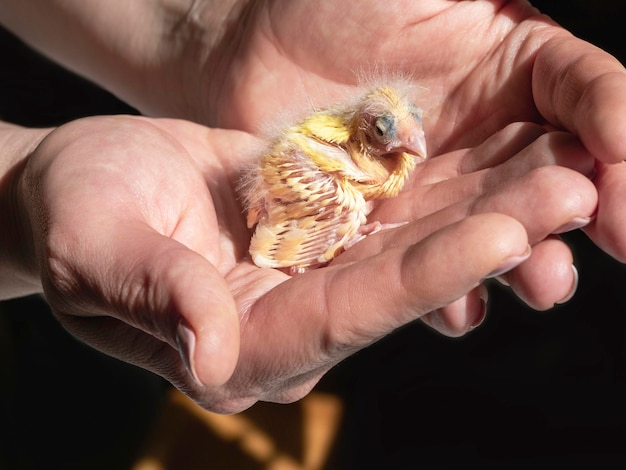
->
2;1;626;468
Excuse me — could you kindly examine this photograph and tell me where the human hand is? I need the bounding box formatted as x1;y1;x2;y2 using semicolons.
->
8;114;594;413
0;1;610;411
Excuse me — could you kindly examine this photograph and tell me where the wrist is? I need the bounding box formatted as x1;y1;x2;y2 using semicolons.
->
0;122;52;299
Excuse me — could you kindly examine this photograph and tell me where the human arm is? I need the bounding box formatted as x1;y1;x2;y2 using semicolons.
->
0;122;51;297
0;0;236;119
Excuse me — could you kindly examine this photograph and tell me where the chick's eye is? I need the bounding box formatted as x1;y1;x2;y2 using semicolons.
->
374;115;393;139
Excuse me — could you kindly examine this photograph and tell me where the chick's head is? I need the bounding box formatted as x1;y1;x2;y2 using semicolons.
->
356;86;427;160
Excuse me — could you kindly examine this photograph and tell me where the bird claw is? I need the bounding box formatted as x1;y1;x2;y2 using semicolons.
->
343;220;409;250
286;221;407;275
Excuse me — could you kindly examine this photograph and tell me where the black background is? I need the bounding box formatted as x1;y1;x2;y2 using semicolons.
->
2;1;626;468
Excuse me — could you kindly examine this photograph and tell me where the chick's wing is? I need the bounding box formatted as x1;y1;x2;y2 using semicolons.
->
249;141;368;270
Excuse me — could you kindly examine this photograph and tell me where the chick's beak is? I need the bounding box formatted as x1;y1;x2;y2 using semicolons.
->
389;121;427;159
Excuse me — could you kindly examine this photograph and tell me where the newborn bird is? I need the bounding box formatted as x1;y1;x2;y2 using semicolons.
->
241;85;427;273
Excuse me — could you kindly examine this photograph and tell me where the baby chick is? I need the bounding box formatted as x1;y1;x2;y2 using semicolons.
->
241;85;427;274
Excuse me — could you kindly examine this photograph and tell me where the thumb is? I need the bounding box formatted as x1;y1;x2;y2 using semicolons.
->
45;225;240;389
167;246;241;388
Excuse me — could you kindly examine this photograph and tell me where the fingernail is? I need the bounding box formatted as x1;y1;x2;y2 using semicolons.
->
176;320;202;386
485;245;532;279
469;285;488;331
556;264;579;304
495;275;509;286
552;217;592;235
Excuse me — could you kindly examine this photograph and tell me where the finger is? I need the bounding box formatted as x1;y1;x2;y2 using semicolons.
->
458;122;546;173
411;121;547;185
339;162;595;315
384;130;596;223
470;164;597;242
426;236;577;332
480;131;596;188
533;33;626;163
496;235;577;311
584;161;626;261
420;284;488;338
345;162;596;266
452;167;592;310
